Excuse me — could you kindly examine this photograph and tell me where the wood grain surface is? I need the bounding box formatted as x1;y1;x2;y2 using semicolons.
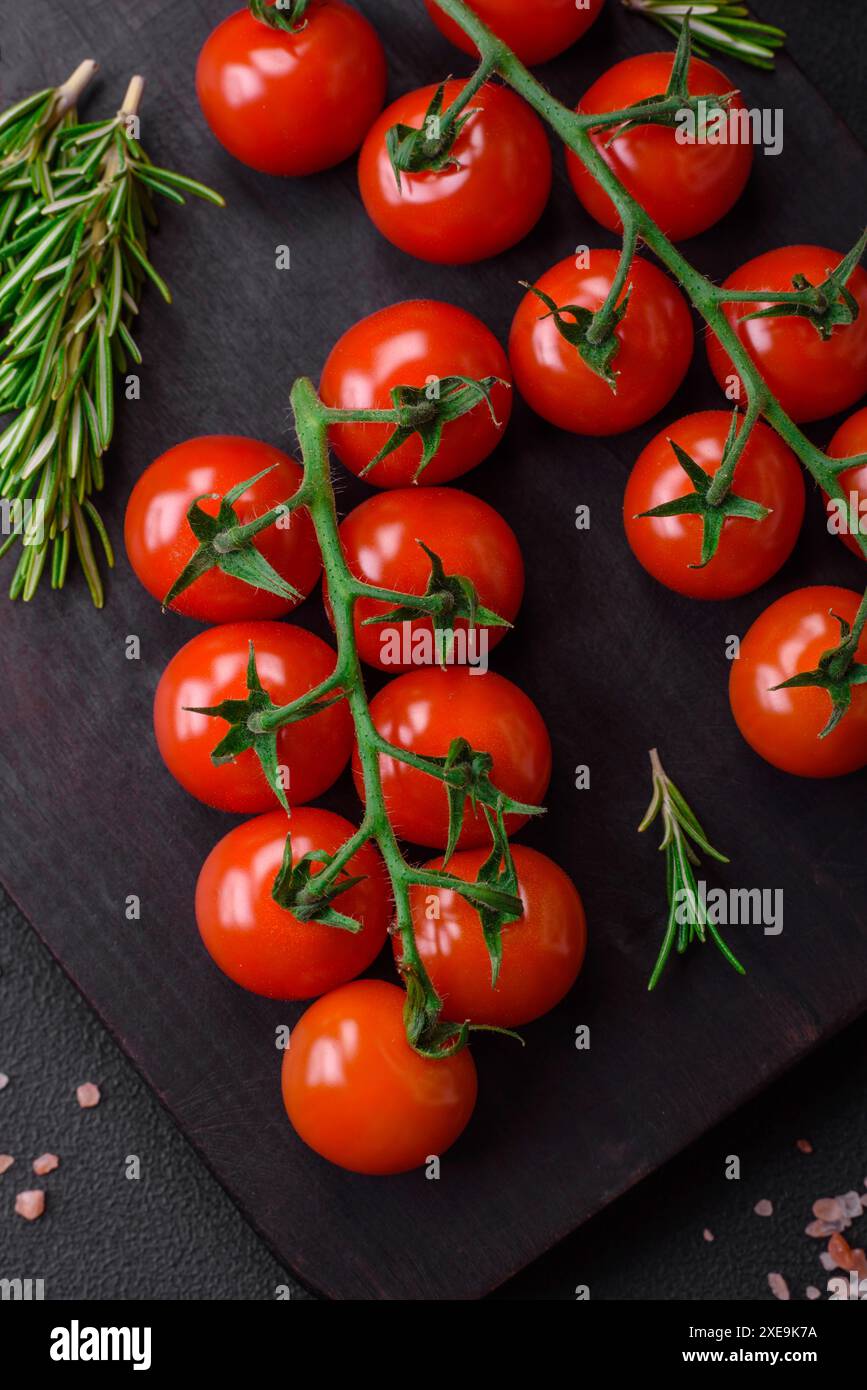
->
1;0;866;1299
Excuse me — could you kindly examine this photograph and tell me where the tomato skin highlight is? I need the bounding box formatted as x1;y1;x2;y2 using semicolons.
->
195;0;386;176
566;53;753;242
827;407;867;559
509;252;693;435
706;246;867;424
405;845;586;1027
425;0;604;65
281;979;478;1174
153;621;353;812
320;299;512;487
729;587;867;778
354;666;551;849
124;435;320;622
335;487;524;670
623;411;805;600
195;808;389;999
358;80;552;265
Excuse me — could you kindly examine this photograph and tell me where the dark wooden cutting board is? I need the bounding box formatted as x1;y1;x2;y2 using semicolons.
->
2;0;866;1299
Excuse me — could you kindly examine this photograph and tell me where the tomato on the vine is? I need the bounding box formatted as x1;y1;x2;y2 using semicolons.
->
354;667;551;849
706;246;867;424
425;0;604;66
509;252;693;435
827;407;867;559
124;436;320;621
335;487;524;670
623;411;805;599
195;0;386;176
281;979;478;1174
195;808;389;999
320;300;512;486
729;587;867;778
566;53;753;242
357;80;552;264
154;621;353;811
404;845;586;1027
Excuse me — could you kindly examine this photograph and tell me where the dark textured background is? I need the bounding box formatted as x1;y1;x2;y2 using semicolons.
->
2;0;866;1301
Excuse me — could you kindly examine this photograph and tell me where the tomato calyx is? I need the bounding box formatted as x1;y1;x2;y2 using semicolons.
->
186;640;345;811
738;230;867;342
409;734;544;865
271;832;366;932
360;374;506;481
360;540;510;657
162;464;308;611
520;280;629;390
385;81;480;188
247;0;310;34
770;589;867;738
636;410;770;568
639;748;744;990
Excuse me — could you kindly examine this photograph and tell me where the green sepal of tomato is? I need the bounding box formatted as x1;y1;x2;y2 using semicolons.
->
772;605;867;739
271;834;366;933
520;281;629;390
385;80;478;187
361;539;510;656
362;374;507;481
739;229;867;342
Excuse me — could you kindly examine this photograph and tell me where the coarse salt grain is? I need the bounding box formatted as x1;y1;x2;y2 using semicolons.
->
0;1073;8;1090
840;1191;863;1219
754;1199;774;1217
820;1251;836;1271
15;1189;45;1221
0;1154;14;1175
32;1153;59;1176
813;1197;845;1224
76;1082;100;1109
703;1228;715;1242
806;1219;839;1238
806;1286;821;1300
796;1139;813;1154
768;1272;790;1301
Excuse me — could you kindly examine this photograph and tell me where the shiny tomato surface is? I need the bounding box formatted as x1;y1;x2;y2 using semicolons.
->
153;621;352;811
567;53;753;241
425;0;604;66
706;246;867;423
196;808;389;999
624;412;804;599
354;666;551;848
827;407;867;559
358;80;552;264
509;251;693;435
196;0;386;175
336;487;524;670
405;845;587;1026
729;587;867;777
124;435;320;621
281;979;478;1173
320;300;512;486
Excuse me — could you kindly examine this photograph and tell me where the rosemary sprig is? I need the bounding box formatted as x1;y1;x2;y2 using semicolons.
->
639;748;745;989
0;74;223;605
622;0;786;71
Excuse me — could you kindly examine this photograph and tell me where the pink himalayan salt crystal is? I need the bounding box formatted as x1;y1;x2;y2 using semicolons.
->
76;1082;101;1109
703;1228;715;1243
806;1286;821;1300
840;1191;863;1219
0;1073;8;1090
768;1272;790;1301
32;1153;59;1176
813;1197;845;1224
15;1189;45;1221
0;1154;14;1175
806;1219;840;1238
754;1199;774;1217
820;1251;837;1271
796;1139;813;1154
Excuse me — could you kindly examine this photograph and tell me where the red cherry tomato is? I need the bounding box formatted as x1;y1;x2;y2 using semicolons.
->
335;487;524;670
195;808;389;999
827;408;867;559
354;667;551;849
195;0;386;176
566;53;753;242
425;0;604;66
509;252;693;435
623;411;804;599
124;435;320;622
281;979;478;1173
729;586;867;778
404;845;586;1026
706;246;867;424
320;300;512;486
358;80;552;264
154;621;353;812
